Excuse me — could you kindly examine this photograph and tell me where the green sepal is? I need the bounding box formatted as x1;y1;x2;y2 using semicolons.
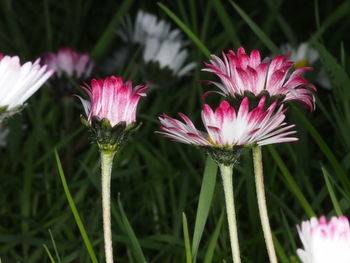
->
87;116;141;154
80;114;90;127
125;121;142;133
201;145;246;166
227;90;286;111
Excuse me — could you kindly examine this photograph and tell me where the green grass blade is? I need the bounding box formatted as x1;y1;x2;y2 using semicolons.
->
322;165;343;216
280;212;298;254
191;157;218;262
211;0;241;48
268;146;316;217
182;213;192;263
91;0;134;60
314;0;320;29
48;230;61;263
43;244;56;263
292;106;350;194
203;211;224;263
117;196;147;263
229;0;280;54
272;234;288;263
54;149;99;263
158;2;211;57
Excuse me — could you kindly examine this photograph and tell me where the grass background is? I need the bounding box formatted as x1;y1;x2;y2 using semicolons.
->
0;0;350;262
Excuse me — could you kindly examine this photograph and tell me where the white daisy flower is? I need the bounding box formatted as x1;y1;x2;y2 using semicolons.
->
281;42;319;68
116;10;195;77
0;54;53;114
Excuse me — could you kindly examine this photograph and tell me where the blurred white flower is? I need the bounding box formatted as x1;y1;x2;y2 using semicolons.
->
117;10;195;77
133;11;182;43
143;37;195;77
281;42;319;68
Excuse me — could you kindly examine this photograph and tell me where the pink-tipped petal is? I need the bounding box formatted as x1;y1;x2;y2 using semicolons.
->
157;113;210;146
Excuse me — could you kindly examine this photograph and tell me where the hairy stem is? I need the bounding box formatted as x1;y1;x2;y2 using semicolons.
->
219;164;241;263
253;146;278;263
101;151;116;263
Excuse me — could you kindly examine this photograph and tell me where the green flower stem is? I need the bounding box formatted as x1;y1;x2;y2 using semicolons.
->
219;164;241;263
252;146;277;263
101;151;116;263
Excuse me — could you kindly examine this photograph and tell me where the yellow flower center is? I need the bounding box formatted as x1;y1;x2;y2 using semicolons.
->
294;60;308;69
207;136;215;145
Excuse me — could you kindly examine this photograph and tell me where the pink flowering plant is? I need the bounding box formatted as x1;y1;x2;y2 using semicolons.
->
158;47;316;263
78;75;148;263
2;2;349;263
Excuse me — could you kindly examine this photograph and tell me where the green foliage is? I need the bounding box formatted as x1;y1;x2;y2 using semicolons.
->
55;150;99;263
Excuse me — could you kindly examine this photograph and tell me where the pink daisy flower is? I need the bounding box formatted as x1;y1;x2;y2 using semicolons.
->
80;76;148;127
43;47;94;79
203;47;316;110
158;96;297;152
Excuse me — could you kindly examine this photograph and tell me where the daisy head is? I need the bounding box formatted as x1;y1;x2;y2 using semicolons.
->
79;75;148;152
43;47;94;79
158;97;297;165
203;47;316;111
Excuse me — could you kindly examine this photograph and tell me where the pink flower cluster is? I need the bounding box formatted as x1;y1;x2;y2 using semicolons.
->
43;47;94;79
81;76;148;127
158;47;315;153
297;216;350;263
76;47;315;156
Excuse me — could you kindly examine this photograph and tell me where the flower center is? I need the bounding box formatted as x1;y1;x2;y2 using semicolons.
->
294;60;308;69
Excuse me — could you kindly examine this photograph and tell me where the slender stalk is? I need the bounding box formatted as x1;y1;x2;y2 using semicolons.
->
101;151;116;263
219;164;241;263
252;146;278;263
